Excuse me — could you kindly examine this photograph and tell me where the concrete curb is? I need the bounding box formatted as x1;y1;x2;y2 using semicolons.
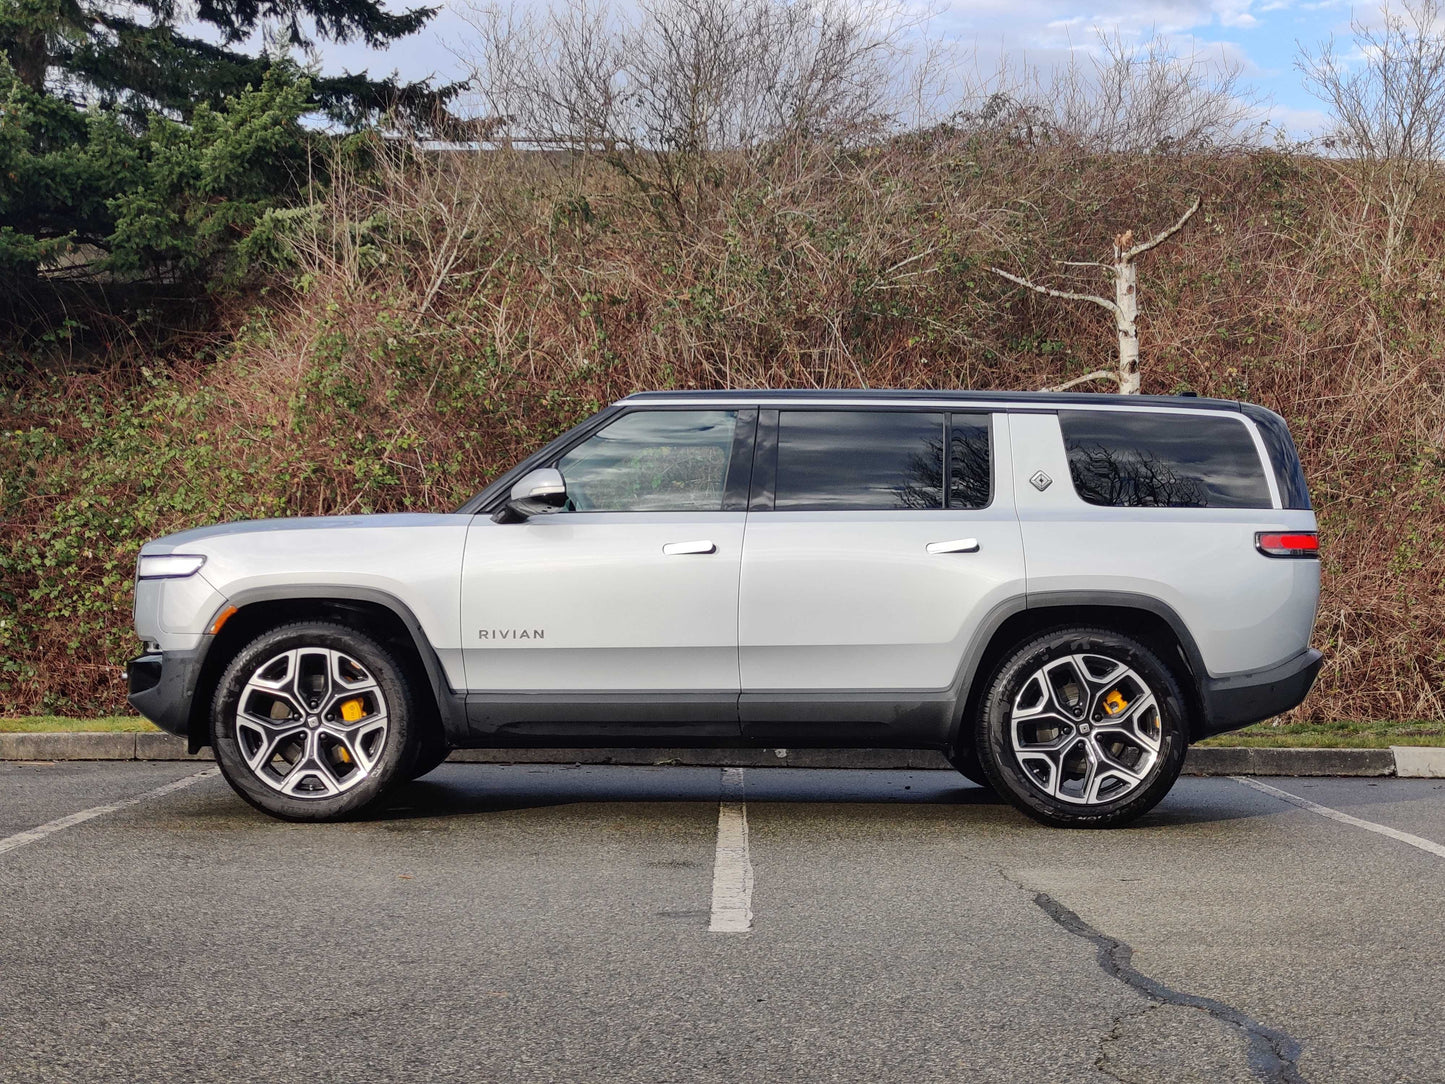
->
1391;745;1445;778
0;733;1427;776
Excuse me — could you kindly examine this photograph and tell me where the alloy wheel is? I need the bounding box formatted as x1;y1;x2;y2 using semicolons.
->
234;647;390;798
1009;653;1162;805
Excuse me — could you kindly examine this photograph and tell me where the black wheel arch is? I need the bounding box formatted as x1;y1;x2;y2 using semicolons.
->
186;587;464;753
949;592;1208;752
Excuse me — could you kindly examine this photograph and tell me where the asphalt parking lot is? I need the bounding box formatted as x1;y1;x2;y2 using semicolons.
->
2;762;1443;1084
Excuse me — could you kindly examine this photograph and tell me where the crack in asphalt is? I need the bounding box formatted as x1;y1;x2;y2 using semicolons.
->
1030;891;1307;1084
1095;1004;1159;1083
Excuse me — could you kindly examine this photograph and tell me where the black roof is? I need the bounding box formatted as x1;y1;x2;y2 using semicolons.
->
618;389;1243;412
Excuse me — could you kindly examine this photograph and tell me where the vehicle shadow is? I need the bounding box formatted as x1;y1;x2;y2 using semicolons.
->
368;764;1001;819
365;764;1285;827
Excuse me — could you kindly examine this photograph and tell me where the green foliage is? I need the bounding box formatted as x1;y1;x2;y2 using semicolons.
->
0;0;450;297
0;61;311;281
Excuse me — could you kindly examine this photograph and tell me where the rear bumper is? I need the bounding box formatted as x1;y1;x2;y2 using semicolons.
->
1196;648;1324;739
127;648;206;741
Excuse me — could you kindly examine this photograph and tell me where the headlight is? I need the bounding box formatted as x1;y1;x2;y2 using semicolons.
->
137;554;207;580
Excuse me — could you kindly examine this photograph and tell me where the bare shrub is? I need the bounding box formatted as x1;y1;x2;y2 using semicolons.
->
1299;0;1445;279
459;0;913;150
949;32;1265;154
454;0;922;220
1050;31;1265;153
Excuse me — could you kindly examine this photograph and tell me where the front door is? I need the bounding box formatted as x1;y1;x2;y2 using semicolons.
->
460;408;753;739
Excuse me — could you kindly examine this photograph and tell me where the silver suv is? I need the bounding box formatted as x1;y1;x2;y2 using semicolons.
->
127;391;1322;827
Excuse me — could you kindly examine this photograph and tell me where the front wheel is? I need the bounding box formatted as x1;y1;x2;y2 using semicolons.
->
211;621;421;821
973;627;1189;829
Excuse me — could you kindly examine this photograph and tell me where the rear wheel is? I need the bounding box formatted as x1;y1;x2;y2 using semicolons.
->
211;621;421;821
974;627;1188;828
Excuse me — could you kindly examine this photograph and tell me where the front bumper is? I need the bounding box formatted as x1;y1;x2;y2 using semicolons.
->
127;647;207;742
1196;648;1325;739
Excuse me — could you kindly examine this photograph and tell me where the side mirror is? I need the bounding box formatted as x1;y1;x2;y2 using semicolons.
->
493;467;567;523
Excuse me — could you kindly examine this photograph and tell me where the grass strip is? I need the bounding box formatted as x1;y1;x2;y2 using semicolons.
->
0;716;162;733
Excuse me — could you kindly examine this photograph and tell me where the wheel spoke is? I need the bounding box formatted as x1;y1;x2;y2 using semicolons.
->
1073;738;1099;802
236;713;307;773
319;650;380;714
1094;694;1162;752
246;649;296;692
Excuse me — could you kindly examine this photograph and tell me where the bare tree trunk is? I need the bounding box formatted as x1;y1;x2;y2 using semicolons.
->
991;196;1200;394
1113;234;1140;394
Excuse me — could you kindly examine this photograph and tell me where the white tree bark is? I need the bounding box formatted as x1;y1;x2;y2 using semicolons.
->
1113;235;1141;394
992;196;1201;394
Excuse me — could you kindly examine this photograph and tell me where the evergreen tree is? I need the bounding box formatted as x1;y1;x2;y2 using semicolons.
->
0;0;451;297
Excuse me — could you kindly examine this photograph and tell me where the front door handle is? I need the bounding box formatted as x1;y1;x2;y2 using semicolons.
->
927;538;980;555
663;540;717;555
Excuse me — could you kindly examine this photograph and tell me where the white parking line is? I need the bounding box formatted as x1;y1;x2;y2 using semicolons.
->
1233;776;1445;860
0;768;218;858
709;767;754;933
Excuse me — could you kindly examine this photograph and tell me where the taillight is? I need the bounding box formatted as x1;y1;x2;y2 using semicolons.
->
1255;531;1319;558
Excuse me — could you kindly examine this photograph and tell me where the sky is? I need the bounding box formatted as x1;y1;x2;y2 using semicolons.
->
314;0;1376;139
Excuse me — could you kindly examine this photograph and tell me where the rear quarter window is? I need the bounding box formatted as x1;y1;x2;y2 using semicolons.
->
1059;410;1273;509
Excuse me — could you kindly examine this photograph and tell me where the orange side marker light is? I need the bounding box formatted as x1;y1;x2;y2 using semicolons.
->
209;606;239;635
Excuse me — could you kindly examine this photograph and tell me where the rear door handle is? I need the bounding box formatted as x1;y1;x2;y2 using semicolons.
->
663;540;717;555
927;538;979;555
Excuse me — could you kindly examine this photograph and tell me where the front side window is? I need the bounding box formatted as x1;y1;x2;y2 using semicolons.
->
774;411;945;510
1060;410;1272;509
557;410;738;511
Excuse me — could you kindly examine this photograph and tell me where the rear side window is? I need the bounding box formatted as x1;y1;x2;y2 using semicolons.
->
950;414;991;509
1060;410;1272;509
771;411;993;511
775;411;944;510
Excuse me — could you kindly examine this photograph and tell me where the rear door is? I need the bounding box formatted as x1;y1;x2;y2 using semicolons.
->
736;408;1026;743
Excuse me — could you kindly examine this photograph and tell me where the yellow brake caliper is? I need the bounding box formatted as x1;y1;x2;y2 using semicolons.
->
336;698;366;764
1103;690;1129;717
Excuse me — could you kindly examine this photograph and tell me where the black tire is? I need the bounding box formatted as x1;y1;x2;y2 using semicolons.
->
211;621;422;821
944;744;995;792
973;626;1189;829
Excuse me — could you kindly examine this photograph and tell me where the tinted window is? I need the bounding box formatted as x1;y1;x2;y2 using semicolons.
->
557;410;737;511
1060;410;1271;509
1241;403;1311;510
950;414;992;509
775;411;943;510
